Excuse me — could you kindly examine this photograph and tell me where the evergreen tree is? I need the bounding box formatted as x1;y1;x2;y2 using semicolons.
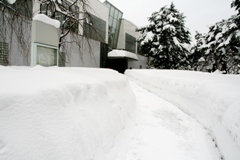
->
194;16;240;74
231;0;240;27
189;32;207;71
137;3;191;69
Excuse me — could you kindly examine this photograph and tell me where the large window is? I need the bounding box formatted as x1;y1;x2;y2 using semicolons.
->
125;33;136;53
0;42;9;66
103;1;123;49
83;13;106;42
36;45;57;66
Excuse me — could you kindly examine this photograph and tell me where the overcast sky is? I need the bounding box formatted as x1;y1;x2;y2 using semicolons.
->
99;0;236;39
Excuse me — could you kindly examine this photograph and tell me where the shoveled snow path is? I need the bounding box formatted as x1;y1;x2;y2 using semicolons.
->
104;81;221;160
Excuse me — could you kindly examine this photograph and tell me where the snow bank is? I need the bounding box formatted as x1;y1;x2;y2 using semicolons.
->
0;66;135;160
125;69;240;160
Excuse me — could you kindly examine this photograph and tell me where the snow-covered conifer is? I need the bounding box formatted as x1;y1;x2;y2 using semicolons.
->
194;16;240;74
137;3;191;69
189;32;207;71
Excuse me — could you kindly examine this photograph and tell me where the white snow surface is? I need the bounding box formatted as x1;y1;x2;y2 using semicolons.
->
33;14;60;28
108;50;138;60
1;66;240;160
0;66;135;160
126;69;240;160
7;0;16;4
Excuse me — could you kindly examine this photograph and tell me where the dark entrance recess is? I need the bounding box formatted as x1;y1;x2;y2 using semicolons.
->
100;42;108;68
107;58;128;73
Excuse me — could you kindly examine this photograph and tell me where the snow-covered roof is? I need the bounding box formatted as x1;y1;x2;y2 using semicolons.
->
108;50;138;60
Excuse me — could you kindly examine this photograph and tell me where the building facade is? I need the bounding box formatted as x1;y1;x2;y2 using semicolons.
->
0;0;146;71
103;1;147;72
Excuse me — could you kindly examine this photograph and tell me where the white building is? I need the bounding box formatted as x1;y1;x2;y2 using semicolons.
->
103;1;147;73
0;0;146;71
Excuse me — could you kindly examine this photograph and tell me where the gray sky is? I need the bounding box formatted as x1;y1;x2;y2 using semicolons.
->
100;0;236;39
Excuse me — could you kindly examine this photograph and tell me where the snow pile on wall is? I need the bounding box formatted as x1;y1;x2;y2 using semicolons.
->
0;66;135;160
33;14;60;28
7;0;16;4
125;69;240;159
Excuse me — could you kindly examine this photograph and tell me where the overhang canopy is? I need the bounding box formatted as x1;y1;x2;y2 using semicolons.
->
108;50;138;61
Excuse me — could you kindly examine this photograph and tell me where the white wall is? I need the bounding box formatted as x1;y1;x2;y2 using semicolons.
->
128;54;147;69
64;34;101;68
117;19;140;53
117;19;147;69
0;11;31;66
117;20;125;49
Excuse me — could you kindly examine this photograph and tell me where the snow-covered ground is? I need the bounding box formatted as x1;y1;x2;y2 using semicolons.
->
0;66;135;160
126;69;240;160
0;66;240;160
104;81;222;160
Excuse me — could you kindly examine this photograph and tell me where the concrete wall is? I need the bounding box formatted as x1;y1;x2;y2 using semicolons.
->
32;19;59;47
128;54;147;69
116;19;147;69
64;34;101;67
117;19;140;53
117;19;125;50
0;11;31;66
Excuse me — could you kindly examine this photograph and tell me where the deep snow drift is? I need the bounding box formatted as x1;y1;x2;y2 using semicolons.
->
104;81;222;160
1;66;240;160
0;66;135;160
125;69;240;160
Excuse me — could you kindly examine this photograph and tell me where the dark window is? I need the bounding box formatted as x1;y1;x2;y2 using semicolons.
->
137;42;144;55
83;13;106;42
0;42;9;66
125;33;136;53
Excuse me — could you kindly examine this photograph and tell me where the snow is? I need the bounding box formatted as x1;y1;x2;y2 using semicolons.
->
163;24;176;32
125;69;240;160
167;14;178;22
0;66;135;160
108;50;138;60
33;14;60;28
173;36;181;48
105;81;222;160
141;31;154;45
7;0;16;4
1;66;240;160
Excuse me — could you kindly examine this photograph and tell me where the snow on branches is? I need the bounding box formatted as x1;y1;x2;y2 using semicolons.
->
191;15;240;74
137;3;191;69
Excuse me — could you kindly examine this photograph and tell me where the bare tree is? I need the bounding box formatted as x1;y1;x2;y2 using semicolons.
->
0;0;32;65
39;1;85;46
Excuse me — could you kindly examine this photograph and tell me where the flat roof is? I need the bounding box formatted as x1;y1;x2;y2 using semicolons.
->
108;50;138;61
